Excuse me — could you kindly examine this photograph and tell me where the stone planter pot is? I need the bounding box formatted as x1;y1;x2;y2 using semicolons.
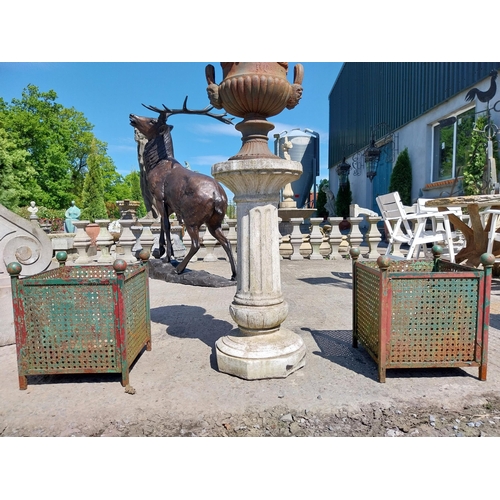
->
85;223;100;246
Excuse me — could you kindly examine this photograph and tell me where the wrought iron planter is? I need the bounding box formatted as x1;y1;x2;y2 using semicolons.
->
7;251;151;390
350;247;493;383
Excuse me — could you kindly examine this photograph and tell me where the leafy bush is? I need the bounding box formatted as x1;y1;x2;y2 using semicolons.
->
316;179;329;218
80;140;108;222
12;205;65;232
335;179;352;218
389;148;412;206
463;115;487;195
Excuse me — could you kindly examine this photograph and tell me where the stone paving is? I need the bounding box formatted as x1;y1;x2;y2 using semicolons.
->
1;254;500;438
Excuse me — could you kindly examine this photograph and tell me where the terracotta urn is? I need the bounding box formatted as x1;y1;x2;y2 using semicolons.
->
84;222;100;246
205;62;304;160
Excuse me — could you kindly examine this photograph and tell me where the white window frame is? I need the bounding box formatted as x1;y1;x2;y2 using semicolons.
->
431;106;475;182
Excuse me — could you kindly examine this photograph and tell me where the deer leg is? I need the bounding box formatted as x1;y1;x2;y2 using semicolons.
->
175;225;200;274
209;226;237;281
163;216;174;262
154;224;166;259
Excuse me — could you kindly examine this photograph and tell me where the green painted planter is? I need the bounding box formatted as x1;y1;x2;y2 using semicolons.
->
350;247;494;383
7;251;151;390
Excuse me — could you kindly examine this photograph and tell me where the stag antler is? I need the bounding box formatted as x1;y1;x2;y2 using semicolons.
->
142;96;234;125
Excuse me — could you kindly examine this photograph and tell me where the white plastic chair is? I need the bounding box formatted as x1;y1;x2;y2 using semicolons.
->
376;192;458;262
417;198;467;255
484;209;500;261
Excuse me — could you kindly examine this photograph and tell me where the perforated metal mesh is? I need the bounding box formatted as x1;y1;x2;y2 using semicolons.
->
124;270;150;365
355;266;380;359
353;258;487;379
14;264;151;384
390;276;479;365
21;282;118;372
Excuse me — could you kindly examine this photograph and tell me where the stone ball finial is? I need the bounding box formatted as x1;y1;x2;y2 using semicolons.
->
349;247;360;260
56;251;68;265
480;253;496;268
113;259;128;273
377;255;391;270
7;262;22;276
432;245;443;258
139;249;150;262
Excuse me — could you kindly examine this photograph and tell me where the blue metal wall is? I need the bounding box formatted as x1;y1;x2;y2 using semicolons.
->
329;62;500;167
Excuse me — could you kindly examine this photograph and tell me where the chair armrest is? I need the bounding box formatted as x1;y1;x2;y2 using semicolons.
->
404;210;457;221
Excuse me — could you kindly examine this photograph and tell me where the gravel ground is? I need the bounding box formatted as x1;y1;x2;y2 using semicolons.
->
2;257;500;439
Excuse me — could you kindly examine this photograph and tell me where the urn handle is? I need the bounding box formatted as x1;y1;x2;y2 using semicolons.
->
293;63;304;85
205;64;223;109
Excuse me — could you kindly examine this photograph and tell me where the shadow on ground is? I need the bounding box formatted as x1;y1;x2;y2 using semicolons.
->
305;327;476;383
22;346;150;387
151;305;236;370
298;271;353;289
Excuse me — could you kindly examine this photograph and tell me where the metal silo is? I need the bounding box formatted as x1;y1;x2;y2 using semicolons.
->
273;128;319;208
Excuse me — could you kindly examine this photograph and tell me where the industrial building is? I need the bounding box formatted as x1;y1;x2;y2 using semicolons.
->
328;62;500;213
274;128;320;208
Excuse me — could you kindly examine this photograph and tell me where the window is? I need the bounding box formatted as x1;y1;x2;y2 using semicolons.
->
432;108;475;181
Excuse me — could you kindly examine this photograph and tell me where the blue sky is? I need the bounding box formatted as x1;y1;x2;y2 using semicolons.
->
0;62;342;196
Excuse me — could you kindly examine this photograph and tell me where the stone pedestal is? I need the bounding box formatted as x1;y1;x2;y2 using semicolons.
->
73;220;91;265
138;218;155;258
95;219;114;263
289;218;304;260
308;217;324;260
212;158;306;380
202;229;218;262
365;216;382;259
118;218;138;263
328;217;344;260
348;217;364;250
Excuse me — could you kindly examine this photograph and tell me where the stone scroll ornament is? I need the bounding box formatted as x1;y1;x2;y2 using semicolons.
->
0;204;52;277
205;62;304;160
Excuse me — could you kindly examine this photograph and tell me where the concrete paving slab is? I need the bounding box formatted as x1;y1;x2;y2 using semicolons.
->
1;255;500;437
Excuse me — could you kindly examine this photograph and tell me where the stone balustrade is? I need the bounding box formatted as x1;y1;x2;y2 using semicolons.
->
16;205;383;267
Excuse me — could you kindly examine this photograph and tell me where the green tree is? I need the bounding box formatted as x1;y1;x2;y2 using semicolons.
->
80;140;108;221
463;115;490;195
0;127;34;209
335;179;352;219
316;179;329;218
389;148;412;206
126;170;147;218
0;85;120;210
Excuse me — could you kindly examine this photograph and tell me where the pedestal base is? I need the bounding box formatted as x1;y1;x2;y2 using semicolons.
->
216;328;306;380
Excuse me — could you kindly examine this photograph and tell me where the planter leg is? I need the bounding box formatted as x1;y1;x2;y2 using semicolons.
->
19;375;27;390
479;365;487;381
378;366;386;383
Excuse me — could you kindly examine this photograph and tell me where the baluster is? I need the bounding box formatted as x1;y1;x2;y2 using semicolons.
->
73;220;91;265
348;216;364;252
95;219;114;263
289;218;304;260
365;215;382;259
328;217;344;260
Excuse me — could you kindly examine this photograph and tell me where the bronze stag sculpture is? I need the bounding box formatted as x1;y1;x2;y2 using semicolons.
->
129;98;237;280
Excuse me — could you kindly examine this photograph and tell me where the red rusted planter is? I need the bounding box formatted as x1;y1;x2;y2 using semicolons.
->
7;251;151;389
350;247;494;383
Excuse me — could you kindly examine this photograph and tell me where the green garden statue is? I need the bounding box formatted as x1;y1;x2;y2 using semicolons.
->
64;201;81;233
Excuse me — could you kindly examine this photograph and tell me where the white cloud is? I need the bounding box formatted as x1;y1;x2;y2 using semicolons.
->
190;155;230;166
193;122;240;137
